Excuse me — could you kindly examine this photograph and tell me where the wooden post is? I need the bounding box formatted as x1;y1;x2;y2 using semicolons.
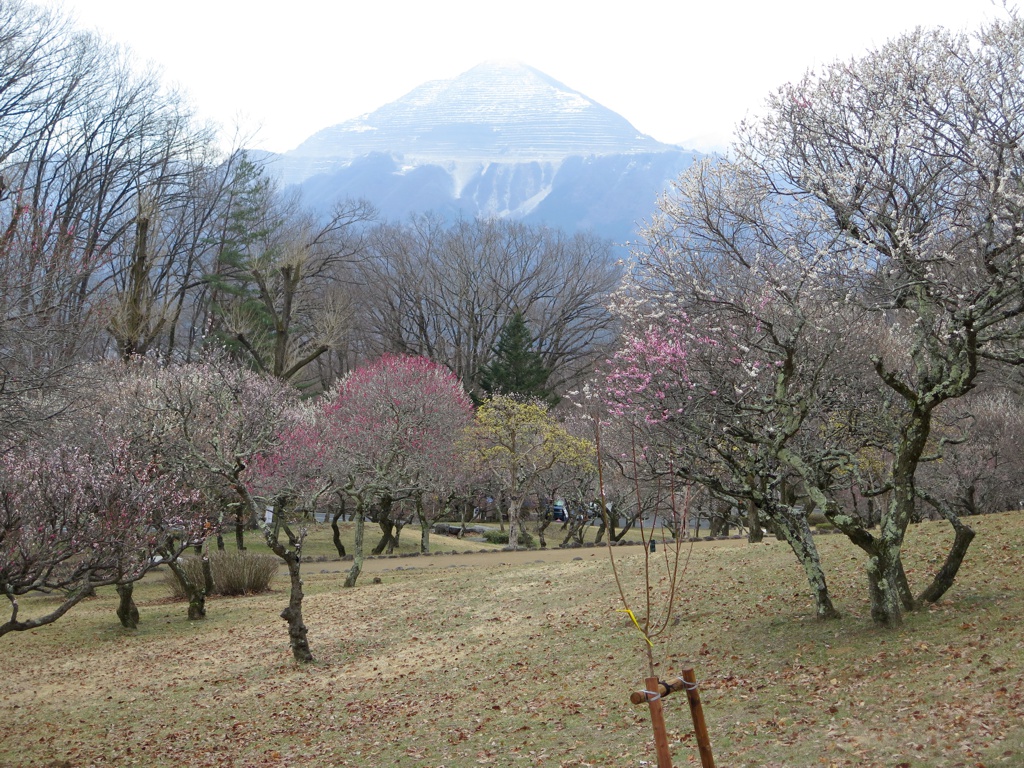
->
644;675;674;768
681;666;715;768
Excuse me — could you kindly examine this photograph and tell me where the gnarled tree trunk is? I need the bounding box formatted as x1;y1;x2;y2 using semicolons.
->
278;550;312;663
167;558;206;620
115;582;140;629
345;499;367;588
770;505;840;620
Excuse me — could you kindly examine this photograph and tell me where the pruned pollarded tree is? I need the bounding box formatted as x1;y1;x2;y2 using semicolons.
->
202;153;375;387
104;139;238;364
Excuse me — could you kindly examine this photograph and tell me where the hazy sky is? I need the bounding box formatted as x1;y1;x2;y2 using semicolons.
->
46;0;1008;154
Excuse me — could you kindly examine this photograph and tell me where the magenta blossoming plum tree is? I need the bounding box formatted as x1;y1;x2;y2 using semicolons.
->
314;355;474;587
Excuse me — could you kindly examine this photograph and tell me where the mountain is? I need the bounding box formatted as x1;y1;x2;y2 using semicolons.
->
263;61;699;245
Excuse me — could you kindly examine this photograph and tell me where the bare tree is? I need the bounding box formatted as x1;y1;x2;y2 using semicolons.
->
355;216;620;398
732;18;1024;625
617;16;1024;627
0;2;216;445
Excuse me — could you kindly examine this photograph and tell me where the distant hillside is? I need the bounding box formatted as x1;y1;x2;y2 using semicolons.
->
260;61;699;246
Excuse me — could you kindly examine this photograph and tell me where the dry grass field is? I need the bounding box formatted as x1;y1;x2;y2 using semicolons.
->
2;513;1022;767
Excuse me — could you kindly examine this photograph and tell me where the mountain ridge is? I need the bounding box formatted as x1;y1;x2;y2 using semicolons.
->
264;61;698;245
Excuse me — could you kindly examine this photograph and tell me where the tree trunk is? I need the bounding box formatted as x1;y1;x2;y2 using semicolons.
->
371;495;397;555
537;516;552;548
746;499;764;543
895;557;916;612
917;501;976;605
234;513;246;551
331;505;347;557
373;519;398;555
604;505;621;543
279;551;313;663
255;497;314;663
871;409;933;627
870;535;909;627
167;559;206;620
115;582;140;629
507;497;523;549
710;500;731;537
773;506;840;620
561;514;586;547
202;554;214;596
867;552;905;628
344;505;365;588
611;515;635;543
419;517;431;554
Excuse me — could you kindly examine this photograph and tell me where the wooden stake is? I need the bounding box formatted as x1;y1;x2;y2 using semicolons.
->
644;675;674;768
681;666;715;768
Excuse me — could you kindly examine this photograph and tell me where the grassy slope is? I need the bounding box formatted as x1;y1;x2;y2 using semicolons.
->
1;512;1021;767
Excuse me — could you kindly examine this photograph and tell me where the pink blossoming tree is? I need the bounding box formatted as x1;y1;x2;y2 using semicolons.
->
245;402;331;663
0;441;203;636
315;355;474;587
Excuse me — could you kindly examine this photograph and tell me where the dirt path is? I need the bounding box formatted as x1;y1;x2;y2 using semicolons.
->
306;536;750;576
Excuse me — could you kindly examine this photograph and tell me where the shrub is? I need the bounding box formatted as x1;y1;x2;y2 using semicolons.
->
482;529;507;545
163;550;278;599
211;550;279;595
807;510;830;528
482;529;536;548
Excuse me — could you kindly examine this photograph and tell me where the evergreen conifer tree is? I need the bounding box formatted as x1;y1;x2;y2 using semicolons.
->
479;312;558;405
203;153;279;363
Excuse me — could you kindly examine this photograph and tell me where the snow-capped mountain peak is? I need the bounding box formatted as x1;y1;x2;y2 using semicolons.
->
267;61;698;247
288;60;673;163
